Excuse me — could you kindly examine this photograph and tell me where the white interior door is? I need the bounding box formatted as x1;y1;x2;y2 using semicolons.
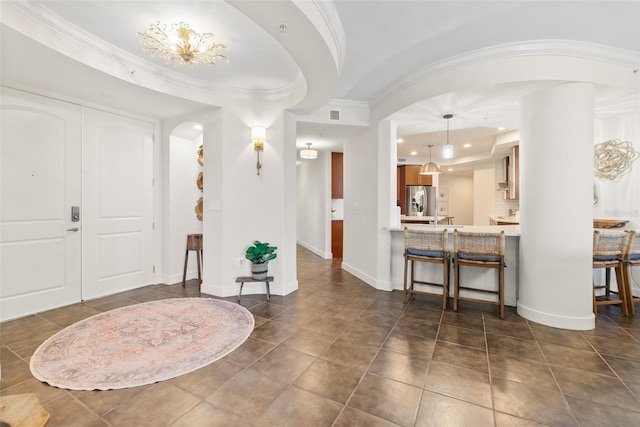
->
0;87;82;321
82;108;154;300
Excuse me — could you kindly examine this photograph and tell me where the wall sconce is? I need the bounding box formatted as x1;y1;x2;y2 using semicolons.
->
251;126;266;175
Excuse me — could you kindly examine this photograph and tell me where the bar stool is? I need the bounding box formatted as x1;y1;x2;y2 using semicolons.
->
453;230;505;319
403;227;449;309
622;230;639;314
592;230;630;316
182;233;203;286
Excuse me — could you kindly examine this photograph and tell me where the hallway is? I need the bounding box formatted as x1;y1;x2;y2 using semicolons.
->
2;246;640;426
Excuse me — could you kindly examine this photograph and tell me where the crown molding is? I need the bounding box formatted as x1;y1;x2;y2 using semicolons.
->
312;0;346;72
4;0;307;106
373;40;640;109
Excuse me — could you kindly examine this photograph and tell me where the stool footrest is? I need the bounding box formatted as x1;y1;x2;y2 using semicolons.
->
457;286;500;295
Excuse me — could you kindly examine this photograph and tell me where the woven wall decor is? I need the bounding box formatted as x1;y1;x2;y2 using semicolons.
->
594;139;639;181
196;144;203;221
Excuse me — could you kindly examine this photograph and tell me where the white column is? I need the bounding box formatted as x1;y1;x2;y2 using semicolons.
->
375;120;397;290
517;83;595;330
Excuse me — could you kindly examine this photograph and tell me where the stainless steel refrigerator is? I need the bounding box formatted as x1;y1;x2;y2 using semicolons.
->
406;185;437;216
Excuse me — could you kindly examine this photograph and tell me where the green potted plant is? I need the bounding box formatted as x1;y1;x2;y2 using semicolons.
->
245;241;278;280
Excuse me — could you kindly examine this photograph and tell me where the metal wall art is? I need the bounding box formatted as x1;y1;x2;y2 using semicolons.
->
594;139;639;181
195;144;203;221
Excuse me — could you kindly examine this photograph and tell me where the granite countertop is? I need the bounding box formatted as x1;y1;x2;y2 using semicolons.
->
490;216;520;224
401;215;448;222
388;224;521;237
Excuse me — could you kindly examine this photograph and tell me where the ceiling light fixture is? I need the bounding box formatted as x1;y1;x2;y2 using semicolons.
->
138;21;227;66
442;114;454;159
419;144;442;175
300;143;318;159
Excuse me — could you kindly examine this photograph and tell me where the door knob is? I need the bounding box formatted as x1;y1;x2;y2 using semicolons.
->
66;227;79;232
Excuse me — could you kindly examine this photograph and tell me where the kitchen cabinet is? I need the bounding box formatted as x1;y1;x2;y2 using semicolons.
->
331;153;343;258
507;146;519;200
331;220;343;258
397;165;432;214
331;152;343;199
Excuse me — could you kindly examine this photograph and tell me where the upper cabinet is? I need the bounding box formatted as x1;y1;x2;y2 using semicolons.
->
331;152;343;199
507;146;519;200
397;165;432;214
401;165;433;187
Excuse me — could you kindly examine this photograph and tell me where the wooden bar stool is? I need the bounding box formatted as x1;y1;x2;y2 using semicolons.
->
403;227;450;309
453;230;505;319
592;230;631;315
622;230;639;315
182;233;203;286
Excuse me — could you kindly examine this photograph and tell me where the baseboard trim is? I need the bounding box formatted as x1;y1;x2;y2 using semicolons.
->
341;262;392;291
517;302;595;330
296;240;332;259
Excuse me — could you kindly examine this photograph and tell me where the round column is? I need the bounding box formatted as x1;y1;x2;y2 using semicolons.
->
517;83;595;330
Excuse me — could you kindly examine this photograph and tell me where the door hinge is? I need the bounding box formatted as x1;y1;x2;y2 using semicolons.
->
152;222;155;230
153;265;156;273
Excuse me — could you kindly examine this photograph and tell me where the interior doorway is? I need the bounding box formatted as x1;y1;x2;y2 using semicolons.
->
167;122;204;284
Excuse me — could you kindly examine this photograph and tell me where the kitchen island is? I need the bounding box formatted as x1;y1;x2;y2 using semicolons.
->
401;215;454;225
389;225;520;306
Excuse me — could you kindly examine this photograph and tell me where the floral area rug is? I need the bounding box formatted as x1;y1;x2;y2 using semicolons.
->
30;298;254;390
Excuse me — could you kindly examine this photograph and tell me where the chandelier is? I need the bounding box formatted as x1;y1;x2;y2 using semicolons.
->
138;22;227;66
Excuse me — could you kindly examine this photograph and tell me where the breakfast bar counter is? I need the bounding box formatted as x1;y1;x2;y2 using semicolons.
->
389;225;520;306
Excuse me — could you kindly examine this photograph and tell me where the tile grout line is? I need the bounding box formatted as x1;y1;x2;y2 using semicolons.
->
410;306;445;427
331;298;416;427
481;312;499;427
527;318;582;427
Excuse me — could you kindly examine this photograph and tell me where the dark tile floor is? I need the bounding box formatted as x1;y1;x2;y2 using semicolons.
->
2;245;640;426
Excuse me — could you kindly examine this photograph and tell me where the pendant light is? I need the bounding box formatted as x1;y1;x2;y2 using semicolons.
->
300;142;318;159
419;144;442;175
442;114;454;159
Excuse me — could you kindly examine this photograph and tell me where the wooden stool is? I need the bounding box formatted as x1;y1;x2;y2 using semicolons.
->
236;276;273;303
403;227;450;309
622;230;639;314
453;230;505;319
593;230;631;315
182;233;203;286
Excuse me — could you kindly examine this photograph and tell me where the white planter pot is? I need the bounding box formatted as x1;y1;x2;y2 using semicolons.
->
251;262;269;280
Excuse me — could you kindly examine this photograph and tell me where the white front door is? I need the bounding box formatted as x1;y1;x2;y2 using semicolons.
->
81;108;155;299
0;87;82;321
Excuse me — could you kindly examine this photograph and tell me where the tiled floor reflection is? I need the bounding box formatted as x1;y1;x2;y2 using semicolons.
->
2;245;640;426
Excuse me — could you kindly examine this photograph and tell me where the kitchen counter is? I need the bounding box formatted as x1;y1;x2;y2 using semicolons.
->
390;224;520;237
490;216;519;225
402;215;446;222
389;224;520;306
401;215;455;225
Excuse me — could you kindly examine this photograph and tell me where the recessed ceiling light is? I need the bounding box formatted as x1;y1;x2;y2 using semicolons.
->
463;143;471;148
497;127;506;131
410;151;417;156
447;168;453;172
396;138;404;143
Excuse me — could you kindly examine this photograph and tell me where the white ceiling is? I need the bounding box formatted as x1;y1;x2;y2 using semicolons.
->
1;1;639;173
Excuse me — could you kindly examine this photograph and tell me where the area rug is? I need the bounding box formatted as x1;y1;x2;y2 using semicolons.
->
30;298;254;390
